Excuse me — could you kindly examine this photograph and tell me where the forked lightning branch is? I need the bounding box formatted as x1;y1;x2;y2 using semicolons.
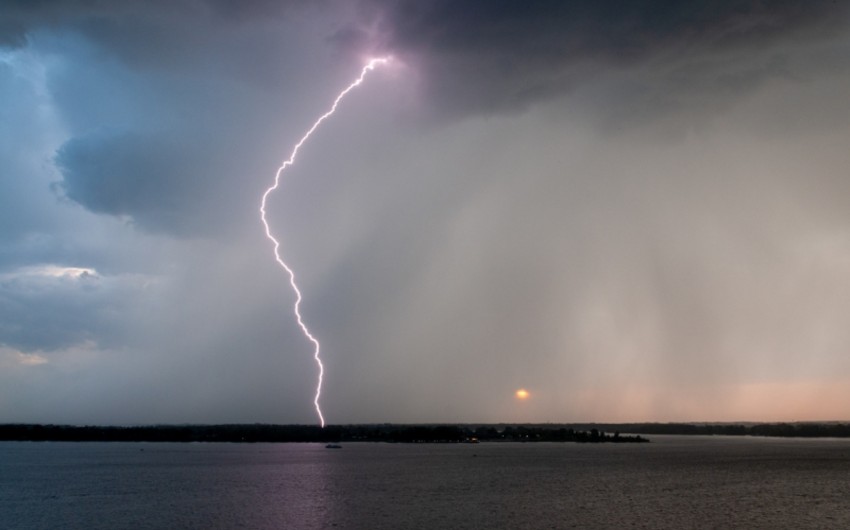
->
260;58;390;427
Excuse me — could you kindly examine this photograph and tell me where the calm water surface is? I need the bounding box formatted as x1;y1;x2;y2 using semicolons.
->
2;436;850;529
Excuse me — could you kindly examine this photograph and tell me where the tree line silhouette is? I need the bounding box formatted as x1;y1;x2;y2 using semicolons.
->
0;424;647;443
6;422;848;443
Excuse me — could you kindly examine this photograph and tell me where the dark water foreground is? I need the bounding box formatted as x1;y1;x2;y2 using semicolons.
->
2;436;850;529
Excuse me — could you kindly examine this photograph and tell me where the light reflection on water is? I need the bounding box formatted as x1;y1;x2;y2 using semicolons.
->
2;436;850;529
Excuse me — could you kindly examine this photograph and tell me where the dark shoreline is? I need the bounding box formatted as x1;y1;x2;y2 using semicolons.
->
3;422;850;443
0;424;648;443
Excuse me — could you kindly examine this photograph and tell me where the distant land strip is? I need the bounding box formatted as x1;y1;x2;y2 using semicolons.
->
3;423;850;443
0;424;649;443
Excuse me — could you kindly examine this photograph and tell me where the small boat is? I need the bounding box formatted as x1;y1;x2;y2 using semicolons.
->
325;443;343;449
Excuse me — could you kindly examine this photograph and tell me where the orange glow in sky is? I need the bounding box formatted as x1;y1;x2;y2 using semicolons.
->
515;389;530;400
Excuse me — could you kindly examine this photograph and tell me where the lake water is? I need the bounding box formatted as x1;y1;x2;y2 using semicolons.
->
2;435;850;529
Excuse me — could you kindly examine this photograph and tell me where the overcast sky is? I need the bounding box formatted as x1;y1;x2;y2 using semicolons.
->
2;0;850;425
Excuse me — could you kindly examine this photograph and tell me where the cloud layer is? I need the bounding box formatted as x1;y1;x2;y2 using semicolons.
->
2;1;850;424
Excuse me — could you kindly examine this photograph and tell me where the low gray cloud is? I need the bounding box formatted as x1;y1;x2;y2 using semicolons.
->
0;267;145;353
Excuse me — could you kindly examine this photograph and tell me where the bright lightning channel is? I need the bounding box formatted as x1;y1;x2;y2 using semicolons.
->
260;57;390;428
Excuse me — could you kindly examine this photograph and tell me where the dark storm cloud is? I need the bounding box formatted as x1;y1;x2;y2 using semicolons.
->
0;0;313;52
0;0;138;48
350;0;850;118
0;17;25;47
54;131;206;234
0;1;350;235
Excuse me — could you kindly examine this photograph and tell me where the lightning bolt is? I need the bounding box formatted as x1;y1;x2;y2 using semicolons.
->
260;57;390;428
